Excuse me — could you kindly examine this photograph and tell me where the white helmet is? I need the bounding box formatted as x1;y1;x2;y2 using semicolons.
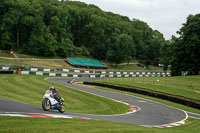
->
49;86;55;91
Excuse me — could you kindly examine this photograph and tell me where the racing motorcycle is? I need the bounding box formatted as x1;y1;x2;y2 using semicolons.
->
68;79;76;84
42;90;65;113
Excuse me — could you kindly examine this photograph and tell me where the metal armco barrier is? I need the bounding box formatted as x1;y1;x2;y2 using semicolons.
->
0;71;13;74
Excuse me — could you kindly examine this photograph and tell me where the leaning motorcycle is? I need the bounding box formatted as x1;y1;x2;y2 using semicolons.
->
42;90;65;113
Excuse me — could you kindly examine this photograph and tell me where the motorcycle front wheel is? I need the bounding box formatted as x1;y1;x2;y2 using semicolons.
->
42;98;51;111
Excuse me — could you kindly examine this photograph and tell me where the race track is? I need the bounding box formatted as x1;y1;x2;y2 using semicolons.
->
0;77;191;127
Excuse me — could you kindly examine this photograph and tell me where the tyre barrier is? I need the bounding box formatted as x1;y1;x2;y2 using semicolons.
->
18;71;82;78
0;71;13;74
0;66;171;76
83;82;200;110
16;71;170;78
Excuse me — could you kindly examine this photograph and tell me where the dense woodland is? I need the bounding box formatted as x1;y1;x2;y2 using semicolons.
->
0;0;199;75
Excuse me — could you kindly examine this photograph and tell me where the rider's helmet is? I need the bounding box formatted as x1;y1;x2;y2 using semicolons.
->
49;86;56;91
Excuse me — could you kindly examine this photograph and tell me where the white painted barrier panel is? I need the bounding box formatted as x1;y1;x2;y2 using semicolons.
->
157;72;160;75
63;69;69;72
152;72;156;75
21;71;29;74
2;67;9;70
136;72;140;75
61;73;68;77
100;75;105;78
117;75;121;77
74;70;80;73
139;75;143;77
142;72;145;75
84;71;89;73
109;75;114;78
73;75;78;77
44;69;50;72
130;72;133;75
109;72;113;74
123;72;127;74
116;72;121;74
36;72;43;75
49;73;56;76
30;68;38;71
145;75;149;77
101;71;106;74
125;75;129;77
132;75;136;77
90;75;96;78
147;72;151;75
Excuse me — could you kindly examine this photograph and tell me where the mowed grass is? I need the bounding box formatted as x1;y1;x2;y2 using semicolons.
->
95;76;200;101
83;83;200;114
0;58;73;69
0;51;14;57
0;74;129;115
0;116;200;133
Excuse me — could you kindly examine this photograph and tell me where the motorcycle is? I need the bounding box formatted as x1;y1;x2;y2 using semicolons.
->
68;79;76;84
42;90;65;113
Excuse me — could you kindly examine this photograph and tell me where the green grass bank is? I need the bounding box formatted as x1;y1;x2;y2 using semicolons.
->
95;76;200;101
0;74;129;115
0;116;199;133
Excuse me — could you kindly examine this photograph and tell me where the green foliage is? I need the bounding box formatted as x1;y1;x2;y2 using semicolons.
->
0;0;166;64
160;14;200;75
57;38;74;57
106;33;135;65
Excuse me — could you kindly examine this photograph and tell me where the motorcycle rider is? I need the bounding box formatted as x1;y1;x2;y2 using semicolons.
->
49;86;61;105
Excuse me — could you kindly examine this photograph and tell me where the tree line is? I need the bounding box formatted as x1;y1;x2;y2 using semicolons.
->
0;0;199;75
0;0;166;63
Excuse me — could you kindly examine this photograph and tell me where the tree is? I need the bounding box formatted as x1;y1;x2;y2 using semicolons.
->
166;14;200;75
106;33;135;65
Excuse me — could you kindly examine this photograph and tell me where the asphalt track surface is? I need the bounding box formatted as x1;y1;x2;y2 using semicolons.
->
1;77;199;127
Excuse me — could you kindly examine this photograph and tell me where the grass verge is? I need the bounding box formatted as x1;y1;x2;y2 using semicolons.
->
0;74;129;115
0;116;199;133
94;76;200;101
82;83;200;114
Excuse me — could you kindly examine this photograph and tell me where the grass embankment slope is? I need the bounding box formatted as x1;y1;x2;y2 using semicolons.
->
0;116;199;133
0;74;129;115
0;51;163;71
95;76;200;100
94;76;200;113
